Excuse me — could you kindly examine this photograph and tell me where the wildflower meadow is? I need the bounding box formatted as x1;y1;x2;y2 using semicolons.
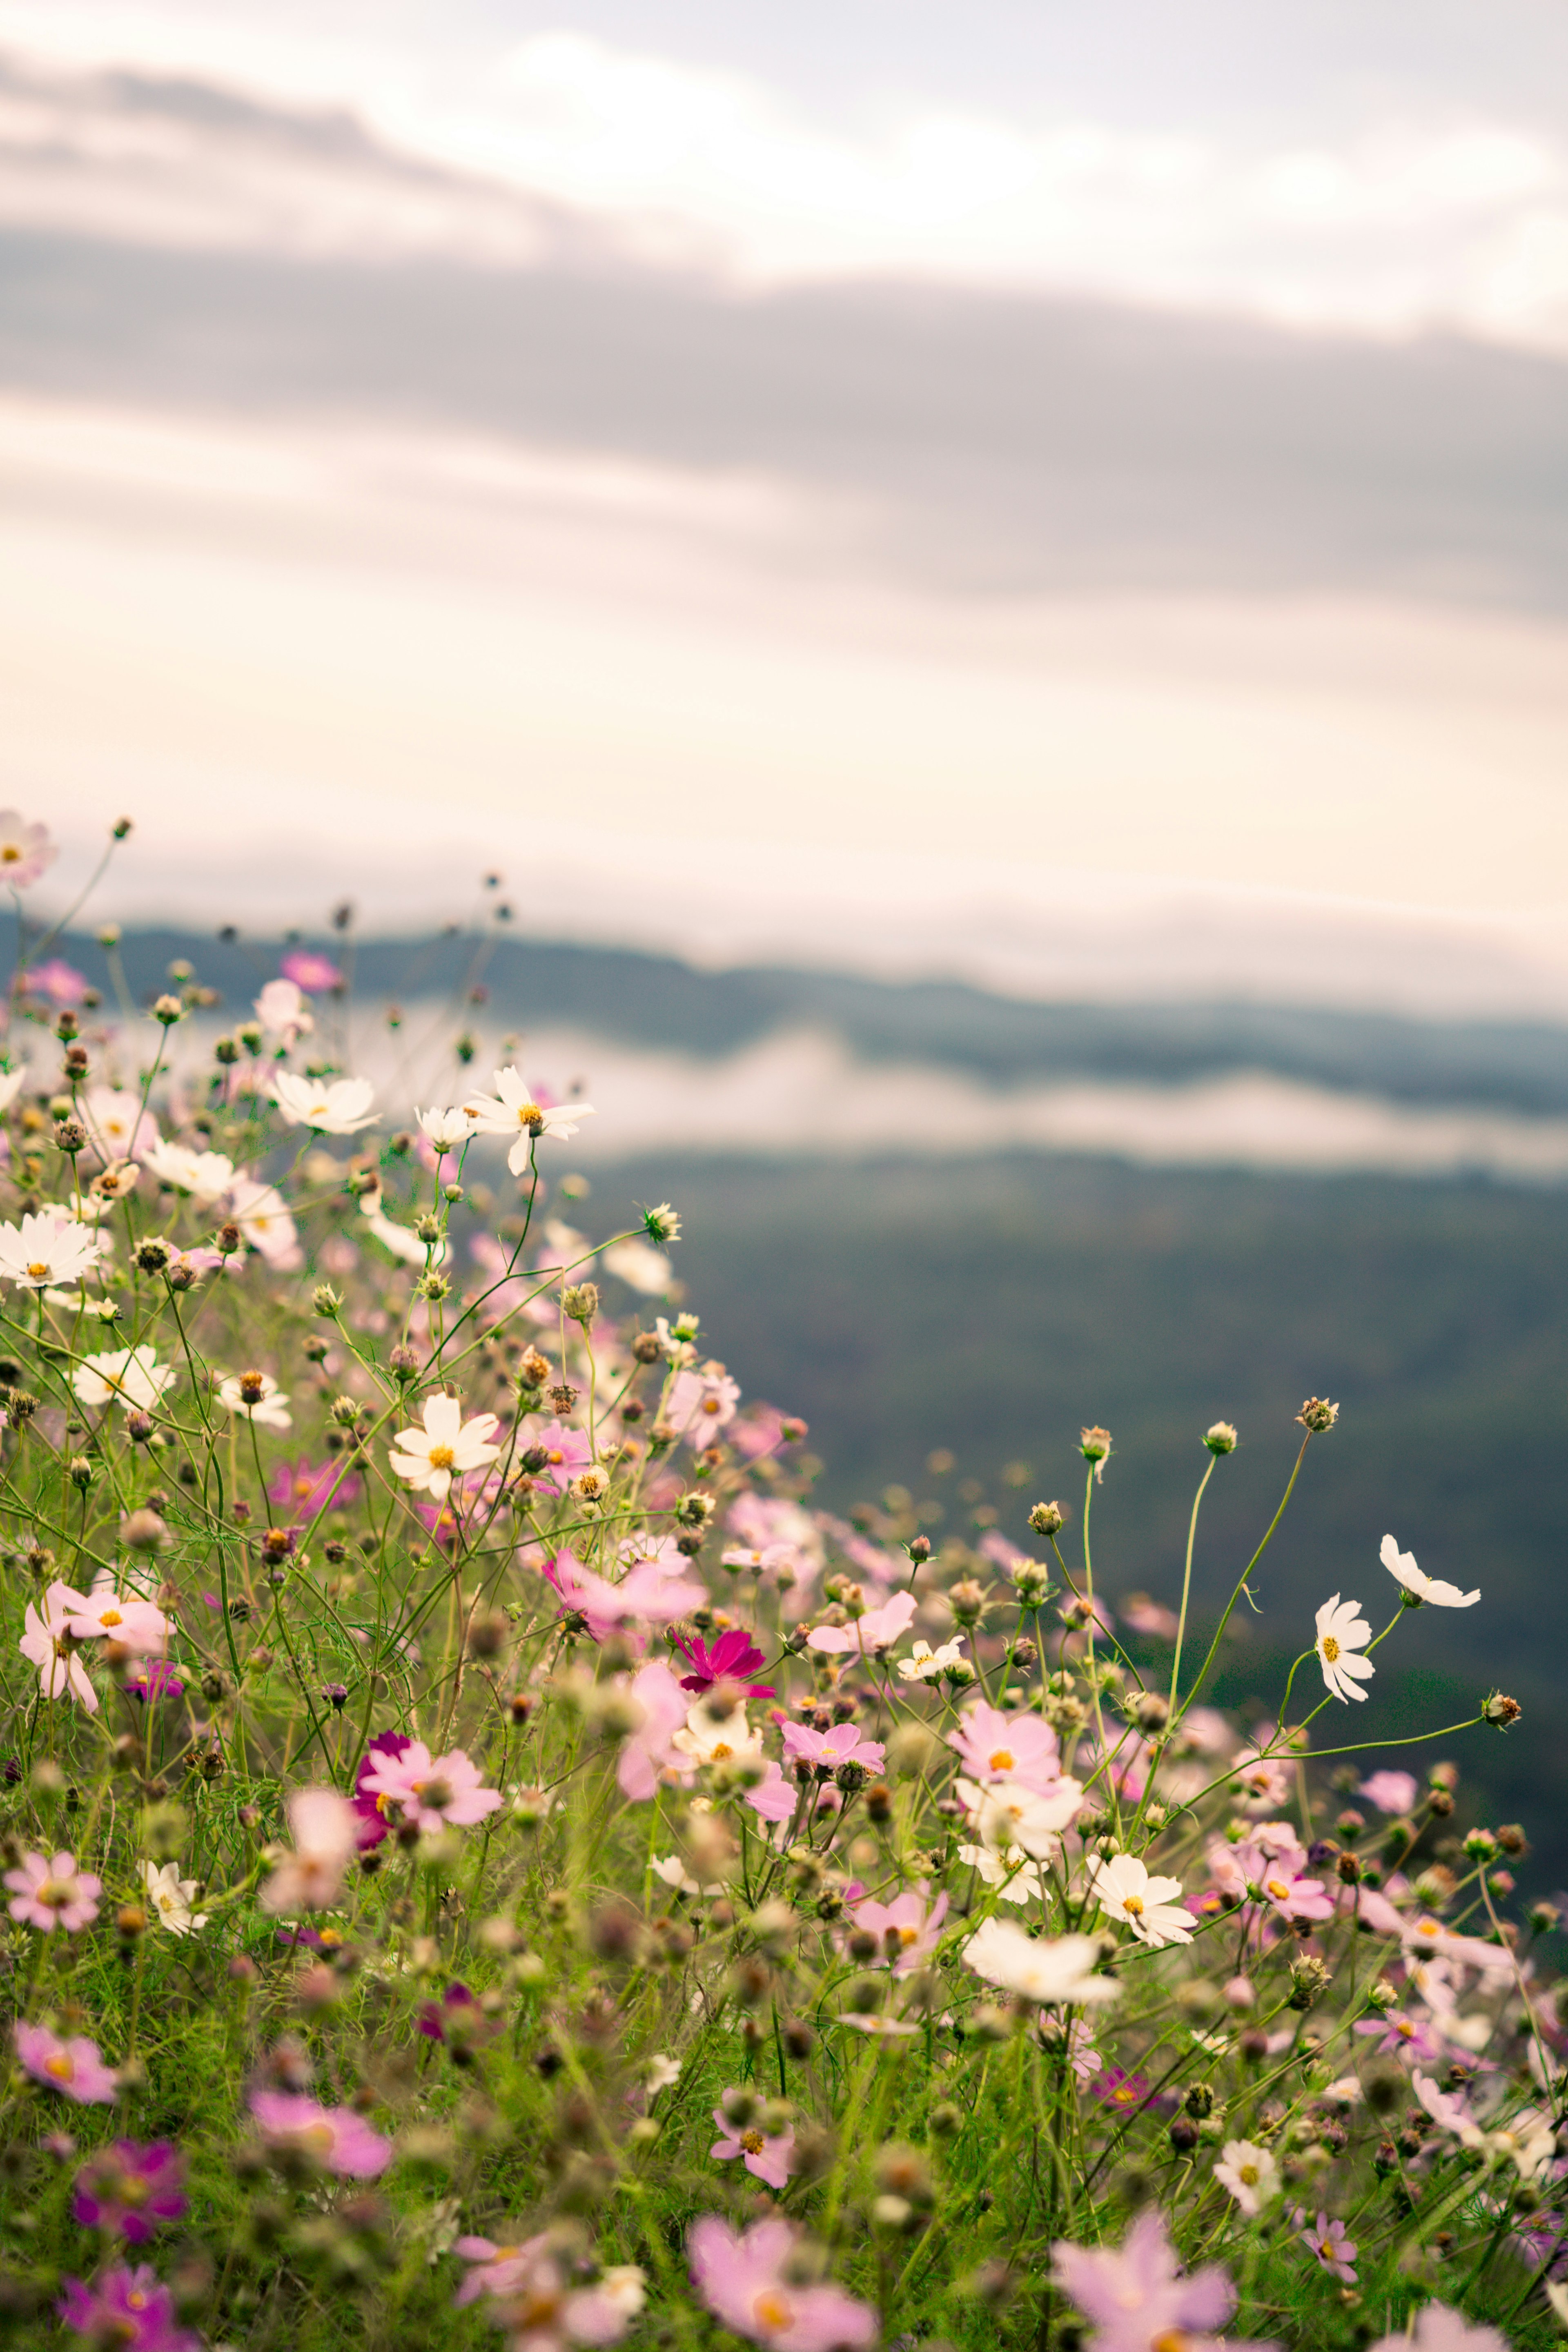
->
0;811;1563;2352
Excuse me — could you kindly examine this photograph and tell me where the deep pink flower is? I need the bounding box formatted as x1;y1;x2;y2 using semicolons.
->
1301;2213;1357;2283
72;2142;187;2242
352;1730;414;1848
780;1720;886;1777
5;1850;102;1932
267;1456;362;1522
948;1700;1062;1793
676;1627;774;1698
849;1884;948;1974
688;2214;876;2350
416;1982;497;2054
1354;2011;1445;2065
711;2098;796;2190
60;2263;198;2350
125;1663;184;1704
248;2090;391;2177
1052;2210;1243;2352
14;2021;116;2104
354;1737;501;1834
27;958;88;1007
279;949;342;992
1088;2066;1158;2118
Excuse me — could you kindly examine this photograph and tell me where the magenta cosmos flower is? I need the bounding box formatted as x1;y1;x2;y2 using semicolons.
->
354;1737;502;1835
1052;2210;1253;2352
1301;2213;1357;2283
351;1730;414;1848
675;1627;775;1698
73;2141;187;2241
688;2216;876;2351
780;1720;886;1778
248;2091;391;2178
14;2021;116;2104
59;2263;198;2350
848;1884;948;1974
5;1849;102;1932
711;2098;797;2190
279;949;343;993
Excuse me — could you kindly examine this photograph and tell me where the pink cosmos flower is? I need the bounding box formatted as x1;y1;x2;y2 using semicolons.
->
665;1367;742;1442
267;1456;362;1521
279;949;343;993
0;810;58;889
949;1700;1062;1793
61;1575;170;1658
72;2140;187;2241
1355;2011;1445;2065
1301;2213;1357;2283
1359;1770;1420;1815
781;1720;886;1778
354;1737;502;1834
456;2237;642;2343
675;1628;775;1697
258;1787;359;1914
454;2232;548;2306
125;1662;184;1705
416;1982;498;2054
248;2091;392;2177
351;1730;414;1847
616;1662;693;1802
1256;1869;1336;1926
712;2100;797;2190
744;1760;800;1824
14;2021;116;2104
27;957;88;1007
59;2263;199;2350
805;1588;917;1657
1052;2210;1247;2352
688;2215;877;2351
542;1550;704;1643
19;1579;99;1711
5;1849;103;1932
81;1086;158;1165
849;1884;948;1973
525;1421;596;1494
1370;2314;1508;2352
1229;1750;1293;1815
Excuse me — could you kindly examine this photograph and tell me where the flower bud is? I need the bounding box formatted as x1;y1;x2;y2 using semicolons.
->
1028;1499;1064;1536
312;1285;343;1319
1203;1421;1238;1454
152;994;183;1026
1482;1691;1522;1729
562;1282;599;1324
1295;1397;1339;1433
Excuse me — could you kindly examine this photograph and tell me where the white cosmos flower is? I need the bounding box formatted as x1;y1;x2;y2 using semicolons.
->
142;1138;235;1204
272;1072;378;1134
254;978;313;1039
602;1238;672;1294
645;2053;681;2094
957;1842;1044;1903
671;1702;762;1768
141;1859;209;1936
360;1197;448;1267
1315;1593;1376;1703
1089;1851;1195;1947
72;1346;175;1413
1214;2139;1280;2216
958;1775;1084;1859
0;1066;27;1113
462;1067;595;1174
416;1104;475;1153
897;1637;967;1684
81;1086;157;1162
388;1392;501;1500
218;1370;292;1428
0;1212;106;1289
1380;1532;1480;1610
227;1176;299;1264
962;1918;1117;2007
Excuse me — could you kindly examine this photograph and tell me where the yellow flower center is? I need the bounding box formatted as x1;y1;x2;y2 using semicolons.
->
1;844;19;863
99;1608;122;1627
1238;2163;1259;2185
428;1444;456;1471
25;1261;48;1278
898;1925;918;1945
753;2292;794;2333
711;1742;733;1761
517;1103;543;1127
1266;1878;1291;1900
1321;1635;1341;1662
989;1749;1015;1771
45;2054;74;2081
1122;1894;1144;1917
740;2129;765;2154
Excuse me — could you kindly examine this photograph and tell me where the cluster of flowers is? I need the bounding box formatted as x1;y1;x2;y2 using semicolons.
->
0;811;1557;2352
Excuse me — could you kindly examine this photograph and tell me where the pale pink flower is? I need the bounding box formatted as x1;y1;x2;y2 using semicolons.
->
712;2098;796;2189
20;1579;99;1711
355;1738;501;1833
61;1575;169;1657
226;1176;300;1265
949;1699;1062;1792
688;2215;876;2351
453;2232;546;2306
280;949;341;992
780;1720;886;1777
1300;2212;1356;2283
1053;2210;1252;2352
1229;1749;1292;1814
665;1367;742;1442
81;1087;157;1163
248;2091;391;2177
805;1588;917;1657
616;1661;692;1801
259;1788;359;1915
5;1850;102;1932
13;2020;116;2103
525;1421;595;1494
452;2236;643;2342
1359;1769;1419;1815
1370;2309;1507;2351
849;1884;948;1973
254;977;313;1040
1257;1868;1336;1926
0;809;58;887
542;1550;704;1642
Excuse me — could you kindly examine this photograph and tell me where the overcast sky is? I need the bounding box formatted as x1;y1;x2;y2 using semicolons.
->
6;0;1568;1011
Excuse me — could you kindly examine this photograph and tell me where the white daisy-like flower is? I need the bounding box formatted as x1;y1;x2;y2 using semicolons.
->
461;1067;595;1174
0;811;57;888
602;1238;672;1294
141;1138;236;1204
72;1346;176;1414
898;1637;968;1684
218;1370;292;1429
645;2053;681;2094
957;1842;1043;1904
388;1392;501;1500
254;978;312;1039
1315;1593;1376;1703
271;1072;378;1134
958;1775;1084;1860
1089;1851;1195;1947
359;1197;448;1267
1379;1532;1479;1610
226;1176;299;1263
416;1104;475;1154
1214;2138;1280;2216
141;1859;209;1936
81;1086;156;1163
962;1917;1118;2007
0;1211;106;1290
670;1702;763;1769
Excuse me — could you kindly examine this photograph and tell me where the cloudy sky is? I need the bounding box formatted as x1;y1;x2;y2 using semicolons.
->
7;0;1568;1011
